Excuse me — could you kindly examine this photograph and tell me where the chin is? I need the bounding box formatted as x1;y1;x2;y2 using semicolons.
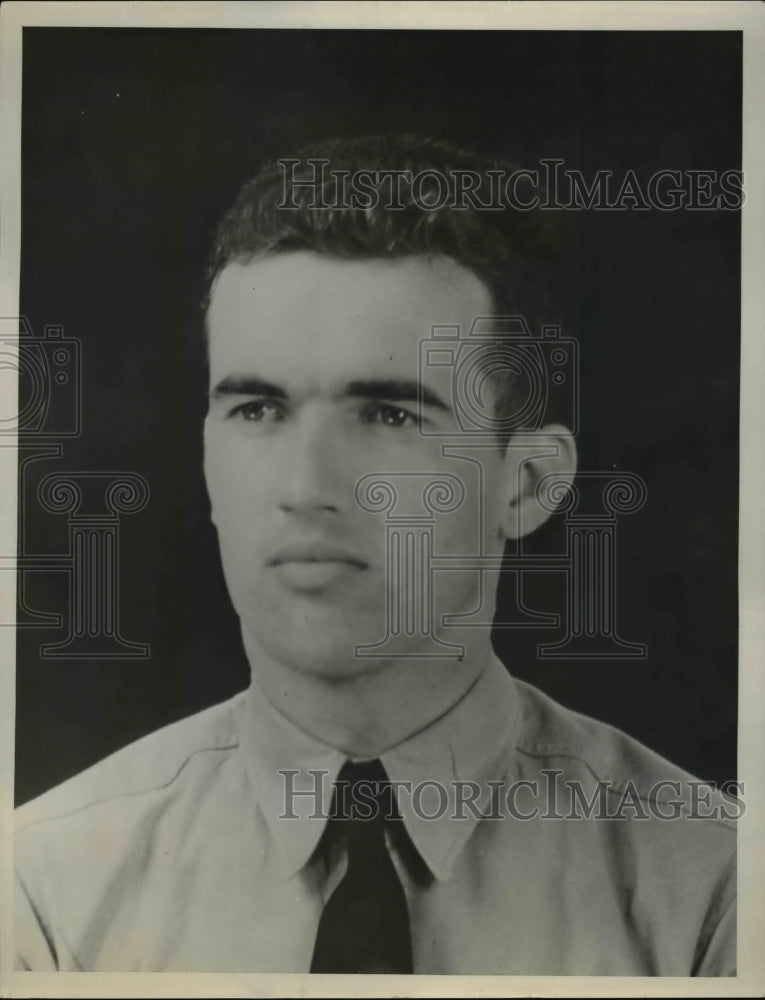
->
242;608;389;680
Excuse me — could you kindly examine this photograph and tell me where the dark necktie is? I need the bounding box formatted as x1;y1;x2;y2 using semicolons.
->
310;758;414;974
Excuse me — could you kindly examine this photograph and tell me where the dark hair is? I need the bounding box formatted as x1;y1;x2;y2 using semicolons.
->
205;134;568;432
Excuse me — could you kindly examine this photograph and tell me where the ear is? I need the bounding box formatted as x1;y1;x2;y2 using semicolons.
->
499;424;577;540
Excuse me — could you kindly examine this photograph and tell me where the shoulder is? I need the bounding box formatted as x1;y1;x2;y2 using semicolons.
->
16;691;246;836
510;673;739;831
505;673;737;973
14;691;251;971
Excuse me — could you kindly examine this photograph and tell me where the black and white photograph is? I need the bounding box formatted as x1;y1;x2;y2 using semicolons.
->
1;1;763;995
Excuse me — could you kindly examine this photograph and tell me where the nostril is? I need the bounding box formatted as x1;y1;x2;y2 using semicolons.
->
279;496;340;514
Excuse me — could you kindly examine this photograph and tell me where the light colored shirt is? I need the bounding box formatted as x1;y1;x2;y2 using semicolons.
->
15;654;736;974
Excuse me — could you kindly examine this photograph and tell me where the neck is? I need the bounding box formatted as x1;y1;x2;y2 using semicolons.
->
242;628;492;758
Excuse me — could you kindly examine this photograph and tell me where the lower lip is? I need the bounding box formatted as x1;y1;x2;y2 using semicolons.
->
272;560;367;590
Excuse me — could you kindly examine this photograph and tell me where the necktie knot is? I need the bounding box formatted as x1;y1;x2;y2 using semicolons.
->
330;758;399;826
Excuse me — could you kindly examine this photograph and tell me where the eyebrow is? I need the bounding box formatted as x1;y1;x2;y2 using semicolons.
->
211;376;449;411
211;376;287;400
345;379;449;411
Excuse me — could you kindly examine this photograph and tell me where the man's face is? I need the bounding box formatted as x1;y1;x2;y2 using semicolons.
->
204;251;509;677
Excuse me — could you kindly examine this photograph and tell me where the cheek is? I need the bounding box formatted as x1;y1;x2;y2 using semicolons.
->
203;427;228;512
204;429;269;511
206;455;262;536
205;452;236;526
482;489;507;546
433;502;481;557
481;465;509;536
435;490;505;558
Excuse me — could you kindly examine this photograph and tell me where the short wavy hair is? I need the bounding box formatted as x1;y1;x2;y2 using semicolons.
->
205;134;568;430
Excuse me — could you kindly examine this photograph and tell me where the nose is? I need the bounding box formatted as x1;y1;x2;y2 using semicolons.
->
278;405;347;515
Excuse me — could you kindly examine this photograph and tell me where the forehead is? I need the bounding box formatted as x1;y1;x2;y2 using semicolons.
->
206;251;492;383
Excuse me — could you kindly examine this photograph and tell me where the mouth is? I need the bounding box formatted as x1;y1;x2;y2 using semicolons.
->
268;544;369;591
269;544;368;568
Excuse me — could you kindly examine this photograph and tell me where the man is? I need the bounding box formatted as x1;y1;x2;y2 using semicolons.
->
15;136;735;975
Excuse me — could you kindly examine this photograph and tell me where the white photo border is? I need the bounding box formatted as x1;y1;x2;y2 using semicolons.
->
1;2;763;997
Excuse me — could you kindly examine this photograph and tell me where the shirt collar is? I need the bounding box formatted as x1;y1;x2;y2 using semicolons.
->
240;652;520;882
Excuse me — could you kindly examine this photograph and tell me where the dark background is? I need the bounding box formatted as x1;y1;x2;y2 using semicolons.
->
15;28;740;803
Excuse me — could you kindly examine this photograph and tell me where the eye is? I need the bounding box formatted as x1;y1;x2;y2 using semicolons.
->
362;403;419;428
228;400;285;423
